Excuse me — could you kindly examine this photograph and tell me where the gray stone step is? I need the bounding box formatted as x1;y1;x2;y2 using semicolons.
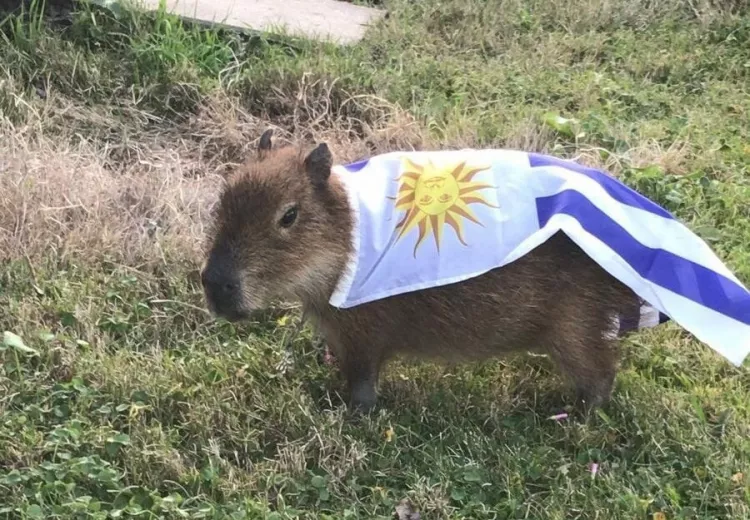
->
138;0;385;44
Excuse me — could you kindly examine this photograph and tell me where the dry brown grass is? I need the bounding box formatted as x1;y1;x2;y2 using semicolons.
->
0;115;221;266
0;86;424;267
185;88;425;175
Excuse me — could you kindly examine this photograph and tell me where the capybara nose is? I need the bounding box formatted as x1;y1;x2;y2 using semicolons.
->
201;267;239;297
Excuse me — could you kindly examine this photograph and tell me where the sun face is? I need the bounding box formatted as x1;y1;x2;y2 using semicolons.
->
390;156;497;256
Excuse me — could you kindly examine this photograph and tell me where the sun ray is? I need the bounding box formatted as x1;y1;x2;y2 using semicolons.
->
397;206;427;239
461;194;497;207
450;200;483;226
395;192;416;208
448;161;467;180
400;176;418;188
412;219;429;257
457;165;490;182
459;183;494;195
395;205;417;234
403;157;425;175
433;212;445;251
395;210;409;229
444;212;468;245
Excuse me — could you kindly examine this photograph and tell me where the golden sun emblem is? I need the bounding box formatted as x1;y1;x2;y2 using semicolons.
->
390;157;497;256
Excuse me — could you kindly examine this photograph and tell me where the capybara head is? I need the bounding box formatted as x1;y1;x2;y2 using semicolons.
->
201;130;353;321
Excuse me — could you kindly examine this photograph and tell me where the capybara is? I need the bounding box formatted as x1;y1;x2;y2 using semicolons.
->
201;130;637;413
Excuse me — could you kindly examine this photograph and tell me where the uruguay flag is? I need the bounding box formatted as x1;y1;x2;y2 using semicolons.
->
329;149;750;367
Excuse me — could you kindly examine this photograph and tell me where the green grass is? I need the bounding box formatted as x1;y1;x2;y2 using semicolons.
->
1;0;750;518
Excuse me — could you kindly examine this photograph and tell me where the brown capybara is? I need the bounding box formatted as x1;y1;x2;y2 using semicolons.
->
201;130;637;413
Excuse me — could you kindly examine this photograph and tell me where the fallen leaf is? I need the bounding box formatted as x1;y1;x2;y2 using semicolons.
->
394;498;420;520
384;427;395;443
3;331;40;356
542;112;579;138
653;513;666;520
731;472;744;484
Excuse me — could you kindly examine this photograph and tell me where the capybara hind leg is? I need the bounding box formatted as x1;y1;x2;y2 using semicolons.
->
547;336;619;411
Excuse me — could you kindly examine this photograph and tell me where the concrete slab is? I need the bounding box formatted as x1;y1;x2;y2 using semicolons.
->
137;0;385;44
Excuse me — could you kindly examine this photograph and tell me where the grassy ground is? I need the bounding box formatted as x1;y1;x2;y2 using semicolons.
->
1;0;750;518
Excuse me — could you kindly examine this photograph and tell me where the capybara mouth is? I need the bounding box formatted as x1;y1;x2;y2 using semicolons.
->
204;297;251;323
218;309;251;322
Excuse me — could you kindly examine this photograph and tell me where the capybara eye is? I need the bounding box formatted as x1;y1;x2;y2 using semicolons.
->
279;206;298;228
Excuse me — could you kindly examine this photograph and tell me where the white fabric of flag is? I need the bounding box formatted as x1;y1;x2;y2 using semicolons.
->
329;149;750;367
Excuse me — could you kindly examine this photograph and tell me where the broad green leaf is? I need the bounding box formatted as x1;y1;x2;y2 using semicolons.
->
310;475;327;488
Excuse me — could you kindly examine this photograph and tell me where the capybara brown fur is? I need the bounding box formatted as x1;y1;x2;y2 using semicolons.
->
201;130;637;413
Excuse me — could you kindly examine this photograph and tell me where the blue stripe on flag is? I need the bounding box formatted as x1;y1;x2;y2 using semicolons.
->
536;189;750;325
528;153;674;221
343;159;369;173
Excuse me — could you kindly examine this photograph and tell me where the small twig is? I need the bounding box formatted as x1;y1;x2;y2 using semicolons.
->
39;204;85;211
23;250;38;286
149;299;211;315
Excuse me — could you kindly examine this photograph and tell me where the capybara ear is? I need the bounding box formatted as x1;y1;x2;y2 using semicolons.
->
304;143;333;188
258;128;274;154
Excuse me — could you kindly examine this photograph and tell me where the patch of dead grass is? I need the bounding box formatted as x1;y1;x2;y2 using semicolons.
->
0;80;694;270
0;116;222;266
185;86;426;176
625;140;693;175
0;84;425;267
548;139;692;179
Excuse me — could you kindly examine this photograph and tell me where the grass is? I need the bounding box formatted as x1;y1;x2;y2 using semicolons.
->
1;0;750;517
